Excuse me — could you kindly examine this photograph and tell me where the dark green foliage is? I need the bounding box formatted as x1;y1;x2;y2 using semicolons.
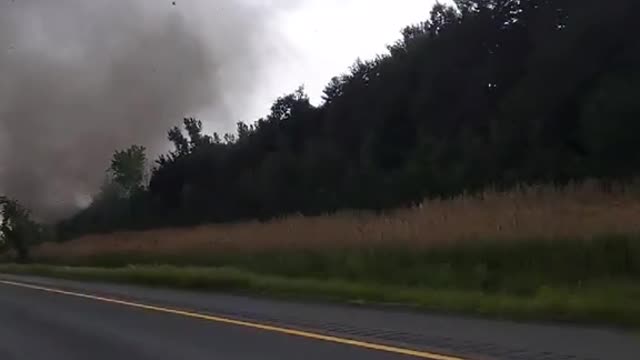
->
57;0;640;237
0;197;42;262
109;145;147;197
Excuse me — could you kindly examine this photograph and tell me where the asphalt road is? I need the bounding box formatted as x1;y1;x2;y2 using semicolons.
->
0;275;638;360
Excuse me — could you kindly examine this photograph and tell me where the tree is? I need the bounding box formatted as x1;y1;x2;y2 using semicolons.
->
0;197;39;262
109;145;147;197
321;76;346;103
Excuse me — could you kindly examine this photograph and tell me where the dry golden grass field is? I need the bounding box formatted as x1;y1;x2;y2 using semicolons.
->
34;181;640;260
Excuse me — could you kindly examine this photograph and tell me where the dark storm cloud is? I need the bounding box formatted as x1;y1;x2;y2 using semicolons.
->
0;0;291;219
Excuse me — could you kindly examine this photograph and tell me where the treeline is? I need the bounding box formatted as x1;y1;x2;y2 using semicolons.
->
57;0;640;239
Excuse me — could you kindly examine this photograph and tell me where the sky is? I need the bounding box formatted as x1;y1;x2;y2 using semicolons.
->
196;0;441;133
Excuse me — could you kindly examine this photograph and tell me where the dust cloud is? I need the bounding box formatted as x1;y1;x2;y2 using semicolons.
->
0;0;294;220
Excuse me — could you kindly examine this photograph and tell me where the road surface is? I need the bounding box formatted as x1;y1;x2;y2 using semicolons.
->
0;274;638;360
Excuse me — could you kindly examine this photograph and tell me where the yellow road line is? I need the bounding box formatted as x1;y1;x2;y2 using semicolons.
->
0;279;465;360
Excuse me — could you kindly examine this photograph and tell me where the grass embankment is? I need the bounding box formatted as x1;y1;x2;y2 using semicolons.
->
5;183;640;327
2;243;640;328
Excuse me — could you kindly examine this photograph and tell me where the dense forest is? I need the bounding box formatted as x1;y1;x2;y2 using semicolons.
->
56;0;640;240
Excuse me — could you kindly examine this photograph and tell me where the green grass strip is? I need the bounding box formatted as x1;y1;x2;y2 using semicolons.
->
1;263;639;328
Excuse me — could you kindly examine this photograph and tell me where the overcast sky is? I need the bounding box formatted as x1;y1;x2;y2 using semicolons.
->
194;0;442;133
